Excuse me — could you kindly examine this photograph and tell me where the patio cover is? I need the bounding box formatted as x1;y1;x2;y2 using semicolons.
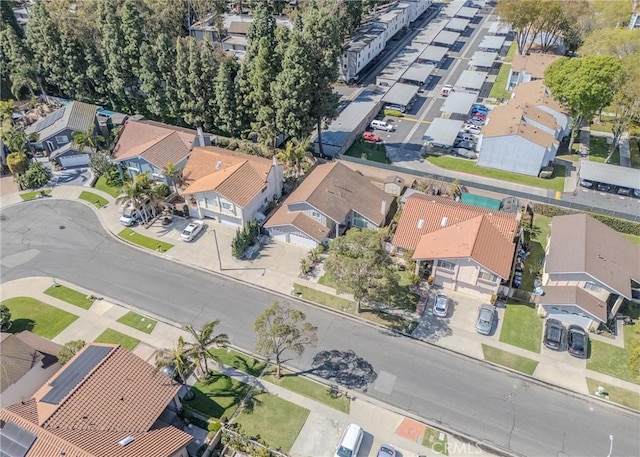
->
440;91;478;114
479;35;506;51
469;51;497;69
382;82;419;106
454;70;488;91
579;160;640;190
401;62;436;85
422;118;465;147
455;7;478;19
418;45;448;63
433;30;460;47
445;18;470;32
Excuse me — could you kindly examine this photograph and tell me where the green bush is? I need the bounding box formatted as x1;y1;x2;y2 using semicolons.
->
104;166;125;187
208;419;222;432
154;183;171;198
216;137;231;148
227;140;239;151
231;220;260;258
533;203;640;236
383;109;404;117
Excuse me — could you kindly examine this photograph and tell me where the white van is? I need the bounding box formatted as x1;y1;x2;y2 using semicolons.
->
334;424;363;457
370;120;395;132
385;104;406;113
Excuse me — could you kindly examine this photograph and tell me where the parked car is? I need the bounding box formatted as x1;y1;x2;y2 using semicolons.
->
363;131;381;142
467;117;485;126
463;125;482;134
334;424;364;457
596;183;612;192
454;140;475;150
432;294;449;317
371;120;395;132
579;179;593;188
181;220;204;242
377;445;397;457
634;189;640;198
543;318;564;350
457;132;476;142
454;148;478;159
616;187;632;196
469;111;486;119
567;325;589;358
475;305;495;335
472;104;488;113
441;84;453;96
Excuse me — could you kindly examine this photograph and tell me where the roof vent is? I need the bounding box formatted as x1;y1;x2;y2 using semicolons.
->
216;160;223;170
417;219;425;229
119;436;134;447
441;216;448;227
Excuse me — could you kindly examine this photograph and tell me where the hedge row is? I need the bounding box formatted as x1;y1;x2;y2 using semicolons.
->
533;203;640;236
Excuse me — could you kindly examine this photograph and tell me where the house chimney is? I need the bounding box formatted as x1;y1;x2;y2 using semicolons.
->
417;219;425;229
441;216;448;227
381;200;386;215
197;126;205;147
216;160;223;170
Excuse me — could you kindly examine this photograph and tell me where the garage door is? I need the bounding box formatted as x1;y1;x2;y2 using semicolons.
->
60;154;89;168
272;233;288;243
456;283;490;298
290;233;317;249
219;213;241;227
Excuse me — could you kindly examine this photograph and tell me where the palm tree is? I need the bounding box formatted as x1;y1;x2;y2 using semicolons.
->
182;320;230;376
72;128;105;153
163;162;183;193
277;137;313;177
154;336;194;385
115;173;166;223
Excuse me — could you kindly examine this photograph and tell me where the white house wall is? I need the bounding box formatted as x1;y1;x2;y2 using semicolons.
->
478;136;547;176
432;258;501;298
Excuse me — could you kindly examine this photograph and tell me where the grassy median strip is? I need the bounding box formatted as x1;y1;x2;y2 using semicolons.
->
235;391;310;454
2;297;78;339
262;367;350;413
20;189;51;200
586;378;640;411
78;191;108;208
482;344;538;375
292;283;418;334
499;303;542;353
118;228;173;252
117;311;157;334
209;347;266;377
94;328;140;351
44;284;95;310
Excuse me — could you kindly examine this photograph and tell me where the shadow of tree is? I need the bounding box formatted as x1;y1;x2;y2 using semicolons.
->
185;372;253;419
9;318;35;334
308;350;377;389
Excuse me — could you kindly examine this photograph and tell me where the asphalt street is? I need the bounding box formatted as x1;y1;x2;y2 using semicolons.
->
1;200;639;457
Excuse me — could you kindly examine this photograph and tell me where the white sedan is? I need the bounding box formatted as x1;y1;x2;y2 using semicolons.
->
180;220;204;242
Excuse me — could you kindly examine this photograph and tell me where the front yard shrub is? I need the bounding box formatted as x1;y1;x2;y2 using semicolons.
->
154;183;171;198
231;220;260;258
104;165;125;187
383;109;404;117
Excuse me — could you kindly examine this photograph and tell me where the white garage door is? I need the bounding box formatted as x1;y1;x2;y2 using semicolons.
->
60;154;89;168
271;232;288;243
219;213;241;226
290;234;317;249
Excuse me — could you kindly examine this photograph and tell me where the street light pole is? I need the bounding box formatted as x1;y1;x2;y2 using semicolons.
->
607;434;614;457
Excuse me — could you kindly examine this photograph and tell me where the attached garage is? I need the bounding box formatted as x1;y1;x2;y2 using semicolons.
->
455;283;492;298
200;208;241;227
59;154;89;168
289;233;318;249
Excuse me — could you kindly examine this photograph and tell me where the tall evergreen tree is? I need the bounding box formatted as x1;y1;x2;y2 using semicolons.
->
215;57;239;137
196;42;220;132
26;1;64;96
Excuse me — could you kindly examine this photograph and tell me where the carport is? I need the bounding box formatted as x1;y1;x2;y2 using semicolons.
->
444;18;470;32
479;35;506;52
400;62;435;86
468;51;497;70
417;45;448;65
382;83;419;110
455;6;478;19
413;27;440;45
376;46;420;87
440;92;478;115
579;160;640;190
454;70;488;92
432;30;460;49
422;118;465;148
488;21;510;36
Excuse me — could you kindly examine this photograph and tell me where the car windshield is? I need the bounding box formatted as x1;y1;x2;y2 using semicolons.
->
378;447;394;456
336;446;353;457
435;297;447;310
572;334;584;351
183;226;194;234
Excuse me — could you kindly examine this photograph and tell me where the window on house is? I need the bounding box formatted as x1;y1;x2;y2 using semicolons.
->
478;271;498;282
55;135;69;144
311;210;320;218
584;282;602;292
221;202;232;210
437;260;455;271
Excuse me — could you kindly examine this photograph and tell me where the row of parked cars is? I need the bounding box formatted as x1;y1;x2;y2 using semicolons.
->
451;105;487;159
580;179;640;198
334;424;400;457
431;294;497;335
543;319;589;358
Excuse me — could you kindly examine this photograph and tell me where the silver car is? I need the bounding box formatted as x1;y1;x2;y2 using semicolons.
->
377;444;397;457
432;294;449;317
475;305;495;335
181;220;204;242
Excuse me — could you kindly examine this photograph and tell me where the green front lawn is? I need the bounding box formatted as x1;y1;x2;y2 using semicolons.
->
262;367;350;413
586;378;640;411
94;328;140;351
292;283;418;333
488;62;511;100
79;191;108;208
185;371;251;419
624;234;640;246
482;344;539;375
426;155;565;191
118;228;173;252
344;140;388;163
2;296;78;339
234;392;310;454
629;137;640;168
44;284;95;310
116;311;157;334
499;303;542;353
94;175;121;198
20;189;51;200
505;41;518;62
209;347;266;377
588;135;617;164
587;323;639;384
423;427;449;456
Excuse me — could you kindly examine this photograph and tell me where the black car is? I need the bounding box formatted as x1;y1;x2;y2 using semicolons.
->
567;325;589;358
543;319;564;350
596;183;612;192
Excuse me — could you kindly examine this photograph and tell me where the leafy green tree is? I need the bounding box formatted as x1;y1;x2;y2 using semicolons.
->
6;152;28;176
544;55;624;151
605;59;640;162
18;161;52;189
338;0;365;35
253;301;318;379
0;304;11;331
579;28;640;60
324;228;398;313
182;320;230;375
89;150;114;178
140;33;177;121
277;137;312;177
162;162;183;192
57;340;86;365
115;173;160;222
495;0;541;54
215;56;240;137
72;128;104;154
0;0;24;38
26;1;65;96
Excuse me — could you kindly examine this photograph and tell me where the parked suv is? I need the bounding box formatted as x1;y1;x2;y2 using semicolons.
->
568;325;589;358
543;319;564;350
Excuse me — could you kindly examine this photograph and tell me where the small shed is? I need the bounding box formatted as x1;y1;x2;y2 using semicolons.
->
384;176;405;196
423;118;465;148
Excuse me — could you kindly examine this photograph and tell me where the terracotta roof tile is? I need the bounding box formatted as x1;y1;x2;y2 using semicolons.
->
511;53;560;79
545;214;640;298
539;285;608;322
392;194;518;251
264;206;332;242
412;215;516;278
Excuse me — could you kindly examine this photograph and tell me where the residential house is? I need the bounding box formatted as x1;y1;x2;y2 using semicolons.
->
0;343;192;457
1;332;61;408
25;101;98;168
264;162;393;248
511;80;571;136
112;120;204;186
507;53;560;91
539;214;640;329
392;195;519;298
181;147;283;227
477;102;561;177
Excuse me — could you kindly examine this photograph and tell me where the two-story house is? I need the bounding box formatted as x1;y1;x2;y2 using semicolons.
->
181;147;283;227
392;195;519;298
264;162;393;249
539;214;640;330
